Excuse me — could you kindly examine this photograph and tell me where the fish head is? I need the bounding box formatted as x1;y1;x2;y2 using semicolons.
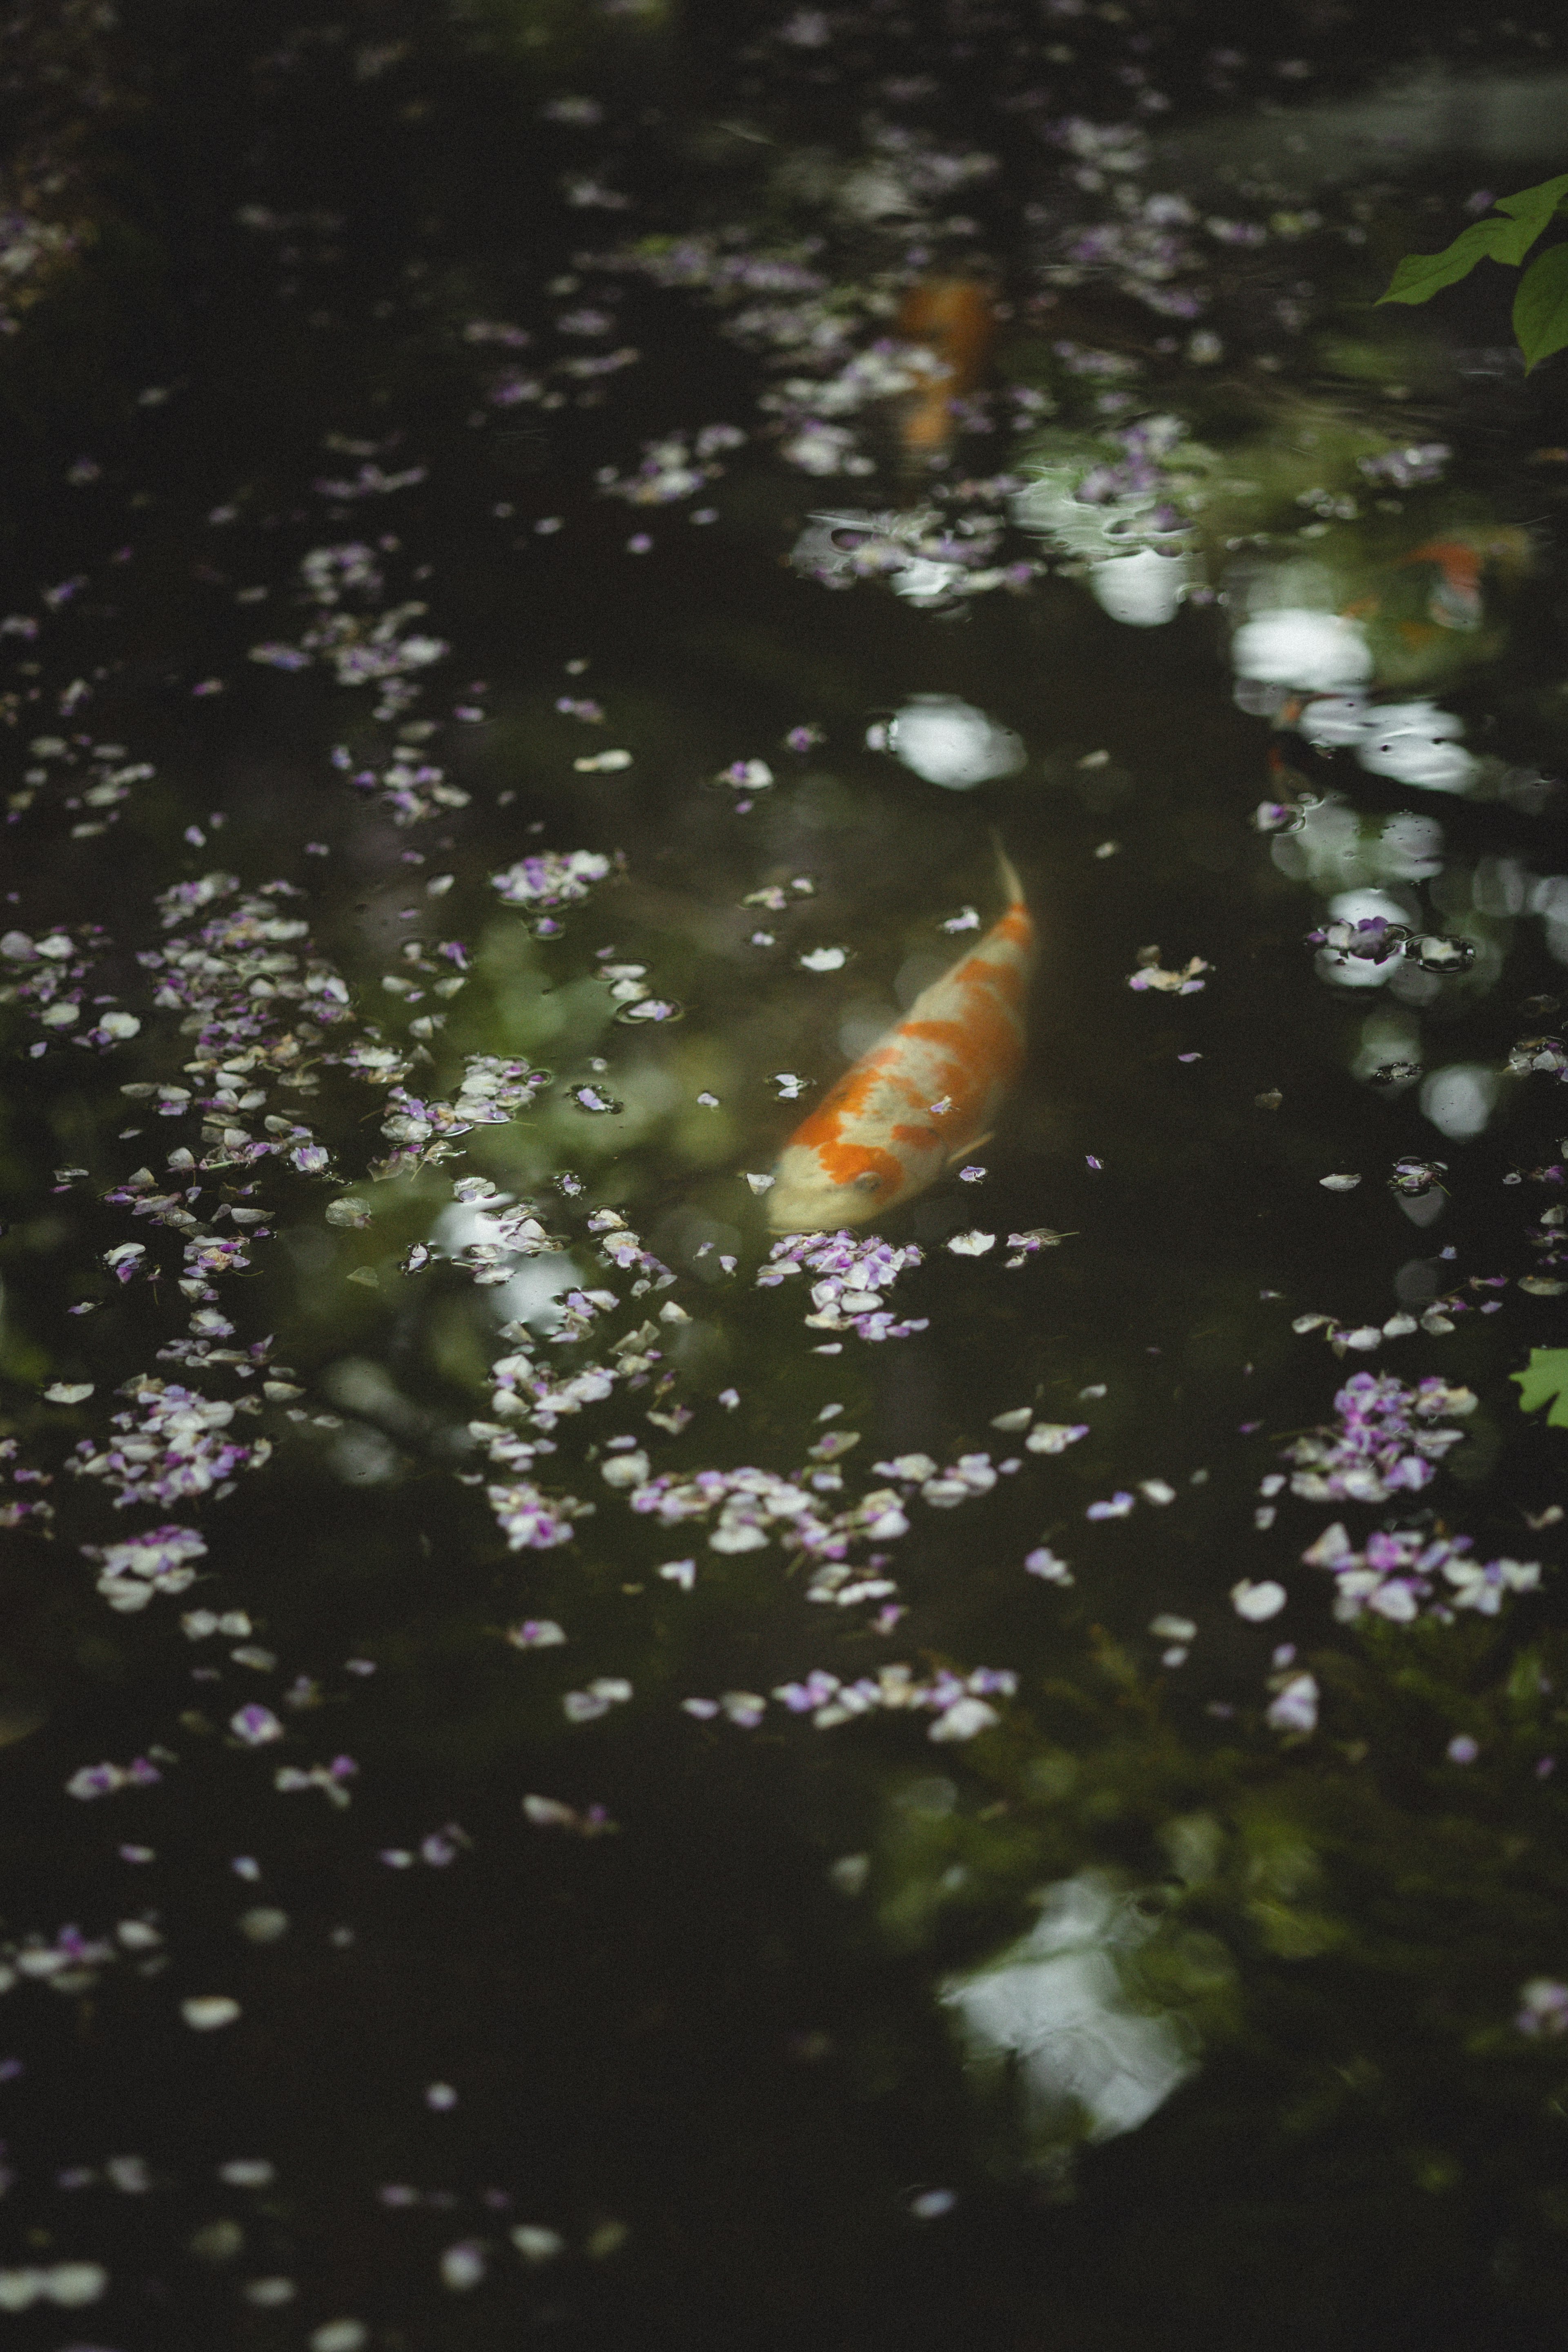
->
764;1140;905;1233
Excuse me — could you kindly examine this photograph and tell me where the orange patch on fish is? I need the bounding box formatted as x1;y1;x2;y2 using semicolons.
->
896;278;997;454
765;846;1033;1232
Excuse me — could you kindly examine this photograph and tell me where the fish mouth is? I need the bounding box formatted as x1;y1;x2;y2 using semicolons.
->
763;1182;882;1235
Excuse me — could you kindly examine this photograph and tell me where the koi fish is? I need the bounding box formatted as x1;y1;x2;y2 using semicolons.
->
1398;539;1487;631
766;843;1033;1232
896;278;997;454
1376;528;1532;634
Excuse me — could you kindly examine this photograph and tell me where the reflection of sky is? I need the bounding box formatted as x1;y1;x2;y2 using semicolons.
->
942;1872;1197;2147
887;695;1025;788
1231;608;1372;691
1354;703;1478;795
1294;692;1481;795
1086;547;1191;627
1420;1063;1499;1141
434;1205;581;1333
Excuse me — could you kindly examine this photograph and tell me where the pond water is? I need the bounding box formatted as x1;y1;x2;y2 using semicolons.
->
5;4;1568;2346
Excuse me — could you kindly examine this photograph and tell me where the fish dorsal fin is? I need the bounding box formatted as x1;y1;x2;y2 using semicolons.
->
989;829;1025;912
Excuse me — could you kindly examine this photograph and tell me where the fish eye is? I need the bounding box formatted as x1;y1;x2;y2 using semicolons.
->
852;1171;882;1193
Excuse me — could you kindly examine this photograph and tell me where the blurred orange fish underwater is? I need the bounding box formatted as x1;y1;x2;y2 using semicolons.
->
895;277;998;455
766;842;1034;1232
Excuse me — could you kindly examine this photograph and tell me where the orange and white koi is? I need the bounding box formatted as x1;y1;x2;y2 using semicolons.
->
766;844;1034;1233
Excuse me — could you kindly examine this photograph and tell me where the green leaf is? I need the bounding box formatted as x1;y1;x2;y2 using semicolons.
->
1376;218;1523;306
1492;171;1568;232
1514;241;1568;372
1510;1346;1568;1426
1376;176;1568;308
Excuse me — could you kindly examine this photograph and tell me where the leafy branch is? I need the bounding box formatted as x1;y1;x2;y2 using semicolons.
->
1377;173;1568;373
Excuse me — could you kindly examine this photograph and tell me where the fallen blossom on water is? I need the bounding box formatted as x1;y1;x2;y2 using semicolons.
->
65;1757;162;1801
43;1382;94;1404
767;1661;1016;1739
182;1996;241;2031
717;758;774;792
1087;1491;1134;1520
1516;1979;1568;2037
562;1678;633;1725
1265;1673;1319;1735
507;1619;567;1648
83;1523;206;1612
1025;1422;1089;1454
523;1795;618;1837
1319;1173;1361;1193
1151;1613;1197;1644
929;1697;1000;1742
719;1690;767;1728
1231;1578;1287;1621
229;1706;284;1747
274;1756;358;1806
1359;442;1450;488
797;945;848;972
1281;1372;1475;1505
1025;1546;1074;1585
0;2261;109;2308
1127;947;1211;993
1301;1520;1541;1625
761;1229;926;1339
69;1381;270;1509
1004;1227;1074;1267
947;1229;996;1256
490;849;612;909
486;1480;592;1552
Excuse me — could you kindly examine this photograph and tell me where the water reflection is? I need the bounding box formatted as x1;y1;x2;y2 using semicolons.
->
1085;546;1192;627
882;694;1026;788
942;1873;1199;2151
1232;606;1373;693
1421;1063;1501;1141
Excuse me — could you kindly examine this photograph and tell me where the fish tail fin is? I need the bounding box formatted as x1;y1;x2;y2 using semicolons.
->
989;828;1026;911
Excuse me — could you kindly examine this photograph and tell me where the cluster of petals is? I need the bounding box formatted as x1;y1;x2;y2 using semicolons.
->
489;849;612;908
0;1921;133;1996
485;1479;594;1553
80;1523;207;1613
1302;1521;1541;1625
1281;1372;1476;1504
68;1381;270;1509
768;1661;1017;1742
759;1228;928;1338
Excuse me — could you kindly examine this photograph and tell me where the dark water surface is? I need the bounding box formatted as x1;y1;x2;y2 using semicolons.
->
5;4;1568;2346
